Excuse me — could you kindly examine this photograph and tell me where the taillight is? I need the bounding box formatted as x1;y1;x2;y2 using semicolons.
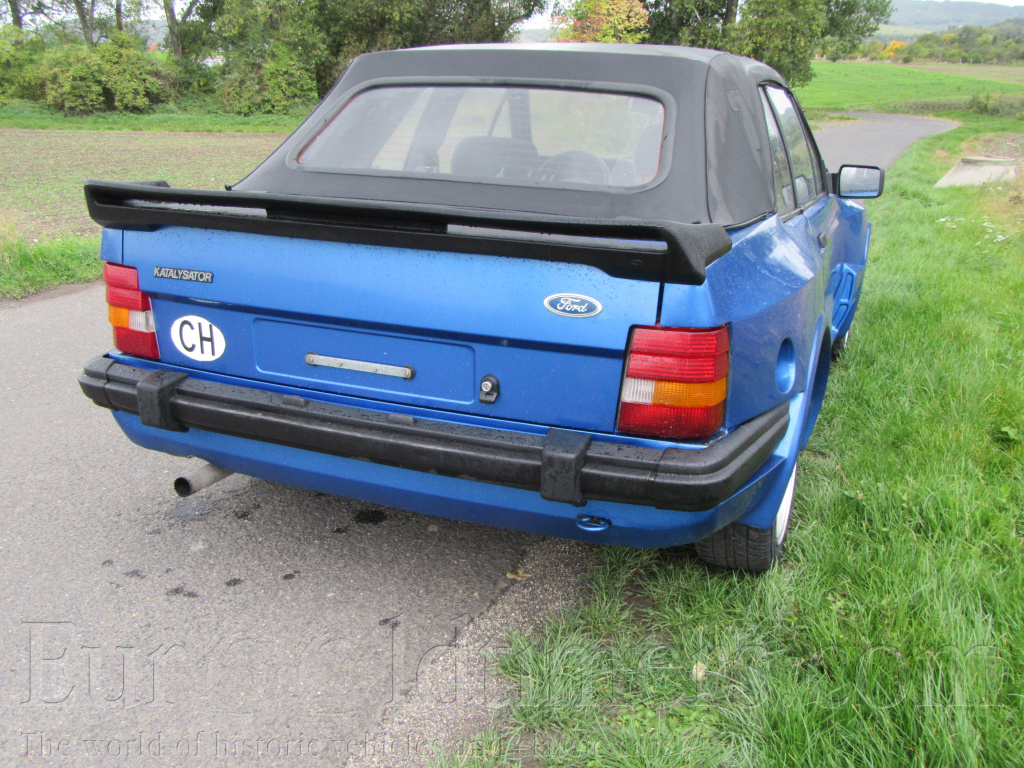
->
104;262;159;358
617;325;728;440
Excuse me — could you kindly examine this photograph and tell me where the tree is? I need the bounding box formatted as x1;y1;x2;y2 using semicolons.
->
44;0;99;44
163;0;207;57
210;0;545;102
880;38;905;58
418;0;545;45
730;0;825;85
647;0;888;56
644;0;730;46
553;0;648;43
580;0;892;84
820;0;892;60
7;0;24;28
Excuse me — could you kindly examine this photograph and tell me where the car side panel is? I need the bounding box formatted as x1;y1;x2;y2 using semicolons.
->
827;199;872;339
660;212;828;430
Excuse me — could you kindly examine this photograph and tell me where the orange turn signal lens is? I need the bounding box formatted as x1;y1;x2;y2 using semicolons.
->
108;305;130;329
652;378;727;408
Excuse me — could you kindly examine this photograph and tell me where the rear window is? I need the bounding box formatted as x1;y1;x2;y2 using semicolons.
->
297;86;666;189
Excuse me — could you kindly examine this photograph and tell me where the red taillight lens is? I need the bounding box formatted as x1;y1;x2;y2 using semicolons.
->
113;326;160;358
107;285;150;311
103;261;139;290
617;325;729;440
104;263;159;359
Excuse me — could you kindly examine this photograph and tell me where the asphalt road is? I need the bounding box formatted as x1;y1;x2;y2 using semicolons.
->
813;111;957;171
0;285;551;766
0;112;955;768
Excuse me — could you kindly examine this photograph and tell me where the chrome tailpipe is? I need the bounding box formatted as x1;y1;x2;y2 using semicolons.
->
174;464;234;497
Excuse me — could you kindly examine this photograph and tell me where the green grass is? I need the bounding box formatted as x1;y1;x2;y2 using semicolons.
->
0;98;308;133
0;234;100;298
795;60;1024;111
433;118;1024;768
0;129;285;243
902;62;1024;86
0;107;291;297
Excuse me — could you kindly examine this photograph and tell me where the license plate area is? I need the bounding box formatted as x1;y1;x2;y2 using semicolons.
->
253;319;476;404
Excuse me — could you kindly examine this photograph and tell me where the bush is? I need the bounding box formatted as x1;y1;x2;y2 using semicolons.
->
165;55;221;96
217;63;262;115
0;26;46;103
39;45;104;115
968;92;1024;116
219;44;317;115
261;45;318;113
31;33;168;115
95;32;168;111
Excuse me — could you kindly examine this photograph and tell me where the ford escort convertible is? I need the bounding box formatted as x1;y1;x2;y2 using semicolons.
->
79;44;883;572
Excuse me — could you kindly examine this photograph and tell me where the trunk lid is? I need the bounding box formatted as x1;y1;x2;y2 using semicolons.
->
126;227;660;433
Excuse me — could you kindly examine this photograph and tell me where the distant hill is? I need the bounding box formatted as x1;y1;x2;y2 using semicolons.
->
875;22;931;38
892;0;1024;30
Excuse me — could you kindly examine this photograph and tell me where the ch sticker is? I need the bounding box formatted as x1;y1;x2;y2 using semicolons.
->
170;315;226;362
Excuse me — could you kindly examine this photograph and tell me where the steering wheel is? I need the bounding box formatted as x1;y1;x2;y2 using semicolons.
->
537;151;610;186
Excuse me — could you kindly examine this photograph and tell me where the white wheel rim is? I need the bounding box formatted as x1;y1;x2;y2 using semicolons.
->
774;466;797;545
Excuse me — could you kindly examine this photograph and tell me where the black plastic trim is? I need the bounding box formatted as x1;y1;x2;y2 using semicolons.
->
137;370;188;431
541;430;593;506
79;357;789;512
84;181;732;285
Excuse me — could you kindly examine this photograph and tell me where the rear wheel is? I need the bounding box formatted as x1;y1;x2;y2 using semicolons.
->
831;328;851;361
695;462;797;573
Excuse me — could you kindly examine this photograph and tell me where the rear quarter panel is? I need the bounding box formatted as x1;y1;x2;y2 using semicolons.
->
660;211;830;430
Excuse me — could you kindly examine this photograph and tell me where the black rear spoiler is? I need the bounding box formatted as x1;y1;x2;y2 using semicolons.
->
84;180;732;285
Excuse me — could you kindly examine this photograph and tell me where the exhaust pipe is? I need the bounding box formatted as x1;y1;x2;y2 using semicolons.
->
174;464;234;497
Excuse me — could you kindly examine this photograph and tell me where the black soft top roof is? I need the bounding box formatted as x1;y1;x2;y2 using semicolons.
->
233;43;786;228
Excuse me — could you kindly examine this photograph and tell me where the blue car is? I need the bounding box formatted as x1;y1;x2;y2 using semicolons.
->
79;43;882;572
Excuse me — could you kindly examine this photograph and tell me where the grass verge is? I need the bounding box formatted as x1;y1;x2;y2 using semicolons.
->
434;117;1024;768
0;98;308;133
0;234;100;298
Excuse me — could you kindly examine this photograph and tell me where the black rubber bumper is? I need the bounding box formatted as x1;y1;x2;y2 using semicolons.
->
79;356;789;512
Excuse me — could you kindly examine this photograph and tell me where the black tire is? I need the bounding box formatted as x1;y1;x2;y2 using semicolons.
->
831;328;851;361
695;462;797;573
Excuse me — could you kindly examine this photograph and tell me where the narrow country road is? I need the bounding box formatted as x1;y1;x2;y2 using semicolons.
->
0;112;954;768
813;111;957;171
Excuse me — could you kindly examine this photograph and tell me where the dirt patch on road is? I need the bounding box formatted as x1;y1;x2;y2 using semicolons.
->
0;129;286;240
